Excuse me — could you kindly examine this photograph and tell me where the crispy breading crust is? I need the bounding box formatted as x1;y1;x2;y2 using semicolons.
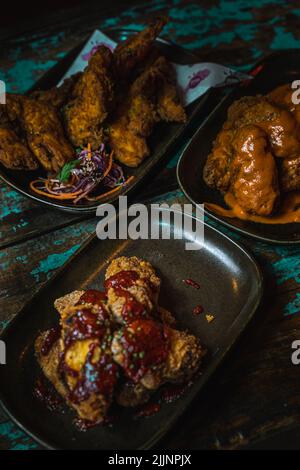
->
35;332;108;422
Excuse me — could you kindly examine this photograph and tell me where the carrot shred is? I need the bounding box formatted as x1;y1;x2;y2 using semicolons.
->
30;180;83;200
86;176;135;201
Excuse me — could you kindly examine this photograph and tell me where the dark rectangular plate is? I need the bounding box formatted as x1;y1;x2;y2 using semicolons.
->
0;30;214;214
177;49;300;244
0;206;263;449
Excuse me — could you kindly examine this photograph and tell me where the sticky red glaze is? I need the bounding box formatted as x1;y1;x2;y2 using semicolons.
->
79;289;107;304
104;270;139;290
115;287;148;323
183;278;201;289
119;319;169;382
68;343;118;404
64;308;108;349
135;402;161;419
34;376;62;411
41;326;61;356
78;289;109;321
193;305;204;315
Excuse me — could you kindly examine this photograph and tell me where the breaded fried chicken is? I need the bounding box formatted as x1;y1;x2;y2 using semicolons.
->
113;17;168;79
0;94;38;170
22;97;74;173
109;56;185;167
64;46;114;148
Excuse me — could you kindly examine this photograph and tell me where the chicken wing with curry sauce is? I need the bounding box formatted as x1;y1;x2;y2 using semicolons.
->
230;125;279;216
203;85;300;217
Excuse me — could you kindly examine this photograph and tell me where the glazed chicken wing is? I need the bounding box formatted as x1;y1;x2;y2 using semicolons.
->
104;256;161;324
112;318;205;397
36;289;118;424
64;46;114;148
36;254;206;423
22;97;73;173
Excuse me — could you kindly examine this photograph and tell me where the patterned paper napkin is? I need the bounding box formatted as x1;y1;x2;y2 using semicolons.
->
60;29;251;106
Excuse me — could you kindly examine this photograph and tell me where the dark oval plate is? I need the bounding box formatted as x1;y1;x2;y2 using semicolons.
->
0;206;263;449
0;30;213;214
177;49;300;244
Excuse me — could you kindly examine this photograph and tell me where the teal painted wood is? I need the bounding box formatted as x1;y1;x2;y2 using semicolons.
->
0;0;300;450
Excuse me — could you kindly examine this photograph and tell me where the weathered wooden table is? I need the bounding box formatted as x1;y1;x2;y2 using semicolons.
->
0;0;300;450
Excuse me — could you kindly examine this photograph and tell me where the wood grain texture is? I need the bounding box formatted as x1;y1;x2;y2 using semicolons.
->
0;0;300;450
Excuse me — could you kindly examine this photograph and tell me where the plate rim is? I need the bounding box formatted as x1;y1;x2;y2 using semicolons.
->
0;214;264;449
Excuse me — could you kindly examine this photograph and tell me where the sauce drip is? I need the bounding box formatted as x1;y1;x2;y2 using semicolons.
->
134;403;161;419
183;278;201;289
41;326;61;356
206;191;300;224
118;319;169;382
193;305;204;315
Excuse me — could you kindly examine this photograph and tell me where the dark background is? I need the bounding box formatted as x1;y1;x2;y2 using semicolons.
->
1;0;141;30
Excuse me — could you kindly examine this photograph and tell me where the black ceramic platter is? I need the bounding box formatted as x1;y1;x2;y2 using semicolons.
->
0;30;214;214
0;207;263;449
177;50;300;243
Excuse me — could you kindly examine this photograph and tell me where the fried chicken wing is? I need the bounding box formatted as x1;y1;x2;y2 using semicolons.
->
109;56;185;167
112;318;205;392
113;17;167;79
22;97;74;173
36;289;118;424
104;256;160;324
0;95;38;170
64;46;114;148
30;73;81;109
